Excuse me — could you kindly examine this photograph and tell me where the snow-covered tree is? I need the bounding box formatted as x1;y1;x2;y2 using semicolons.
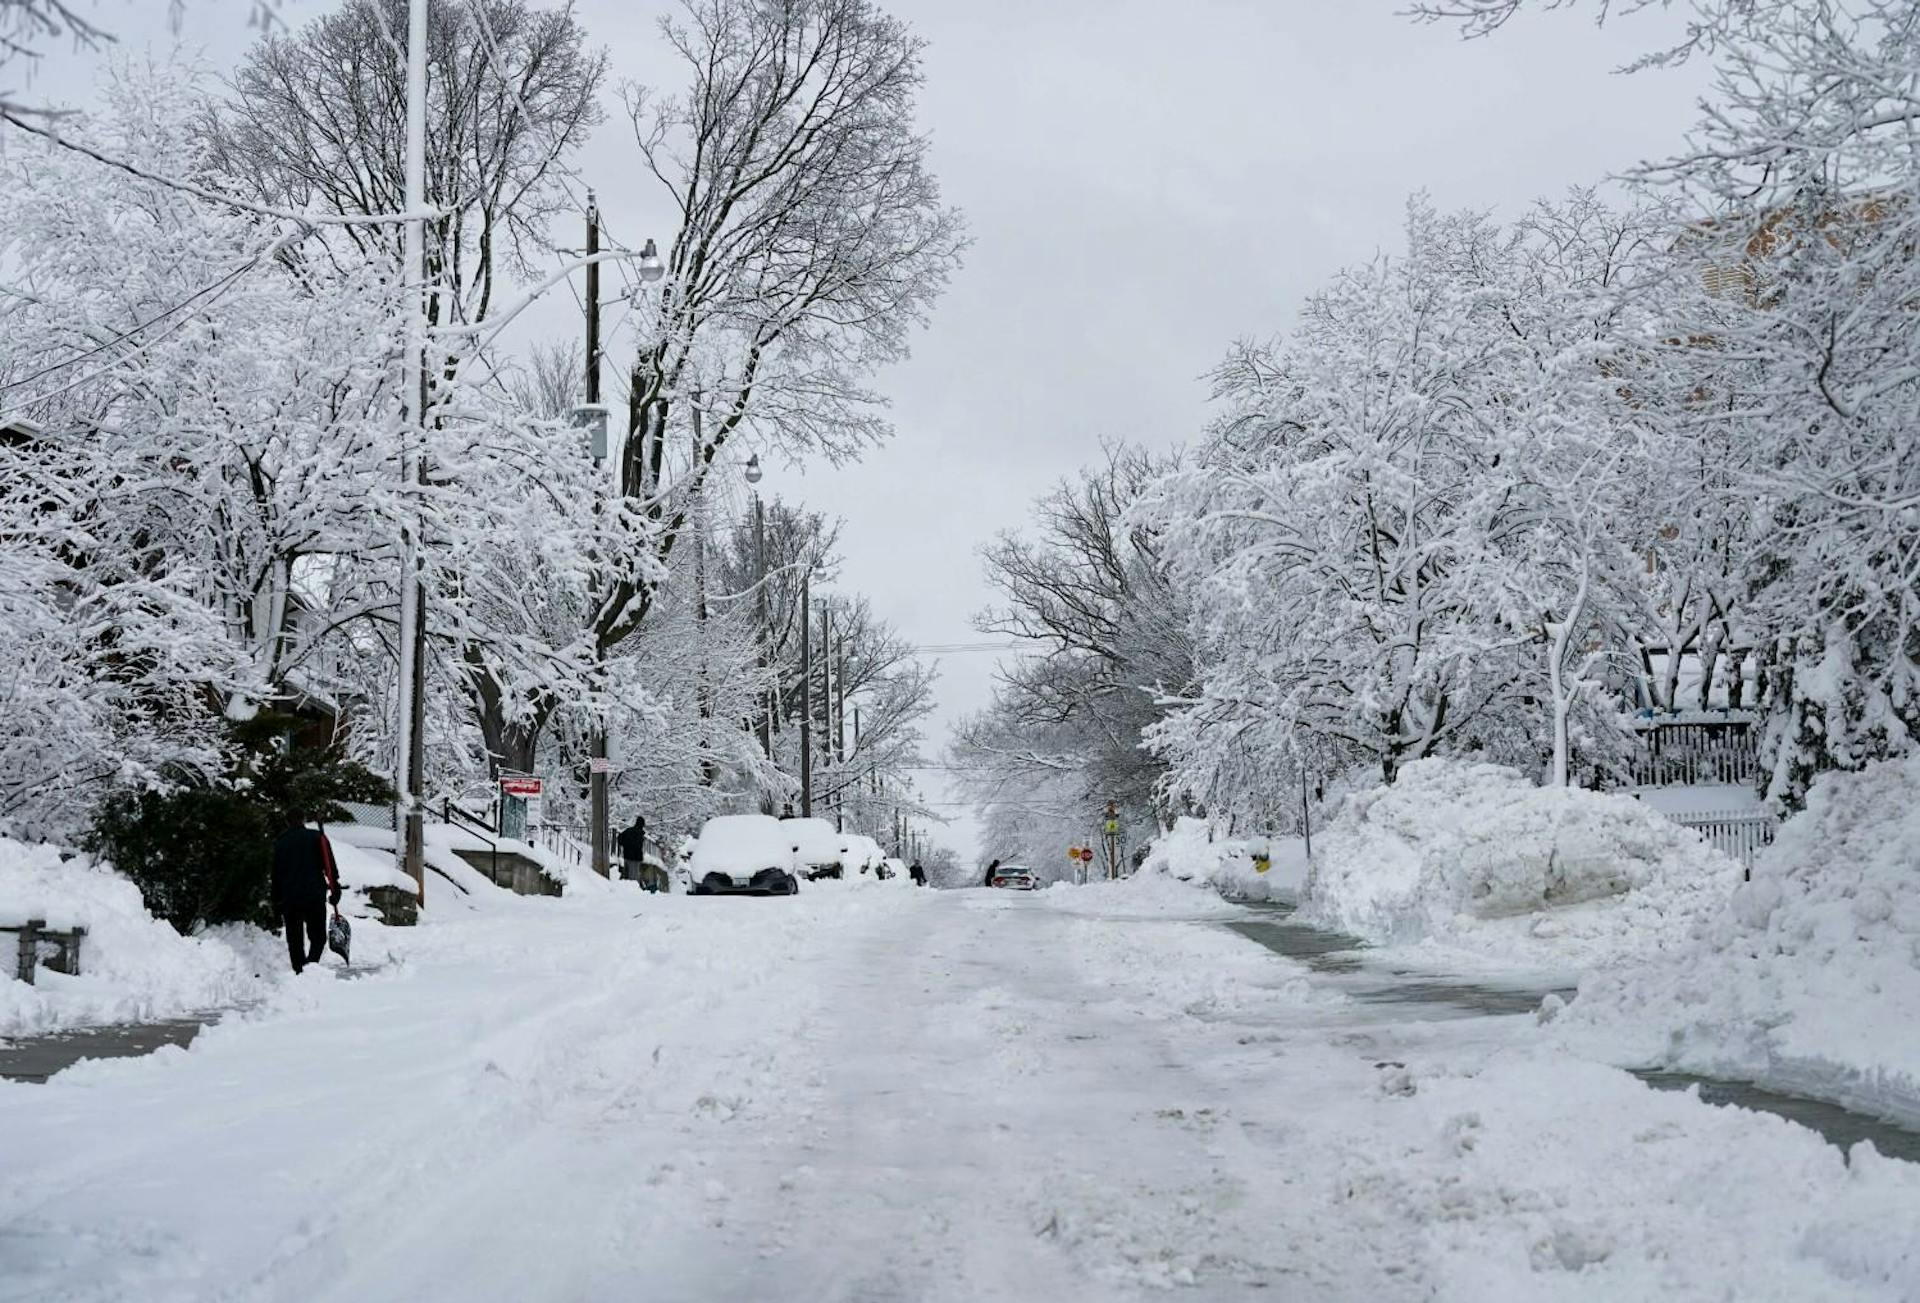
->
951;444;1193;863
1144;196;1671;815
600;0;966;663
1420;0;1920;805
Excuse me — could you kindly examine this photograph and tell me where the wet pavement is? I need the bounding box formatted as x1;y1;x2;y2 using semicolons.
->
0;1016;215;1084
1226;899;1920;1163
1226;906;1575;1015
1633;1070;1920;1164
1;961;392;1085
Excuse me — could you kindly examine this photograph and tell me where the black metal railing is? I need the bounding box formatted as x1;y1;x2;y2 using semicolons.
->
441;800;502;887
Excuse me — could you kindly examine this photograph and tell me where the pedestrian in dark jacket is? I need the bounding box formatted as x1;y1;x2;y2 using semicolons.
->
618;815;664;892
271;817;341;974
909;862;926;886
984;858;1001;888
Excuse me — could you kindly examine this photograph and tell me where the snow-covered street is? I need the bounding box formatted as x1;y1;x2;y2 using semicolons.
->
5;884;1916;1303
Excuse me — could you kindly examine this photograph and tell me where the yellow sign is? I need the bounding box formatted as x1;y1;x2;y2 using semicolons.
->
1253;855;1271;875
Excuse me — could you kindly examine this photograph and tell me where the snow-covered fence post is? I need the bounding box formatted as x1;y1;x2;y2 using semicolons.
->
12;920;37;985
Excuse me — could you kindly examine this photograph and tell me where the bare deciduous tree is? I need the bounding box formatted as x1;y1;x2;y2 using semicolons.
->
600;0;966;651
205;0;605;325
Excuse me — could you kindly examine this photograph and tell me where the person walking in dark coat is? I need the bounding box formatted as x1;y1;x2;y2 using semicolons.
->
908;861;926;887
271;817;341;974
618;815;664;892
983;858;1001;888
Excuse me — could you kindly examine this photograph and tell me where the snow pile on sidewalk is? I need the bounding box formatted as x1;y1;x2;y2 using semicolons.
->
0;838;272;1035
1301;758;1741;969
1130;816;1308;902
1560;756;1920;1126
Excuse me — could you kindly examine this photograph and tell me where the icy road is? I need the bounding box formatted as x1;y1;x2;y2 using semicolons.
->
3;883;1916;1302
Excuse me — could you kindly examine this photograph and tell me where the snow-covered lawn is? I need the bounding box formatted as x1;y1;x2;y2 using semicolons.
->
4;879;1917;1301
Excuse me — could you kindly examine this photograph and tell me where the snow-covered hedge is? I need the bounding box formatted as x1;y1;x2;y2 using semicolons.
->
1559;756;1920;1126
1135;816;1307;902
0;838;274;1035
1300;758;1741;968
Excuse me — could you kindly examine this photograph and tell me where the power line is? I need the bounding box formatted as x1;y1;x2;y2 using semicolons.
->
905;640;1030;655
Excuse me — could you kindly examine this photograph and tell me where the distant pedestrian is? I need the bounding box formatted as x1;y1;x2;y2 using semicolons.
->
983;858;1001;888
617;815;661;891
909;861;926;886
271;816;341;974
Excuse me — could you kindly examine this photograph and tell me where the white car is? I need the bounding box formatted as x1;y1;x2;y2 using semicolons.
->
783;816;847;881
842;833;887;877
688;814;800;896
989;864;1039;891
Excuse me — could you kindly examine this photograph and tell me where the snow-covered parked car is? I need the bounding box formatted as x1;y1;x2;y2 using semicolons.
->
784;817;847;881
688;814;800;896
842;833;887;877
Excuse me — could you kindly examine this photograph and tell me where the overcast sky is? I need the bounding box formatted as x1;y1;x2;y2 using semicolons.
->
32;0;1709;862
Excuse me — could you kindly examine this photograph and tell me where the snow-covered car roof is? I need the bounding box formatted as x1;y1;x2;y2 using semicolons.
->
690;814;795;877
840;834;885;870
783;817;843;865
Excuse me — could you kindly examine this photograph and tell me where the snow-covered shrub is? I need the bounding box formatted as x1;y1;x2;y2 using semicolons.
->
1137;818;1242;885
1301;758;1741;963
0;838;272;1034
1560;756;1920;1119
1134;817;1309;902
88;716;392;932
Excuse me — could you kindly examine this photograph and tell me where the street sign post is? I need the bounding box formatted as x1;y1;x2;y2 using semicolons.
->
498;776;542;842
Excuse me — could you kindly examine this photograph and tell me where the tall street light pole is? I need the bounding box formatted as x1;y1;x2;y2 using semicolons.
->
800;572;813;817
585;195;611;877
746;454;770;759
393;0;429;904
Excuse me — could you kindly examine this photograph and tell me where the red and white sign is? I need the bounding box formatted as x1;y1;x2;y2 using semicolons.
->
588;757;613;775
499;776;544;797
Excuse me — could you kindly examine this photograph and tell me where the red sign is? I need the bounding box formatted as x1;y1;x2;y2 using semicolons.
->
499;777;543;797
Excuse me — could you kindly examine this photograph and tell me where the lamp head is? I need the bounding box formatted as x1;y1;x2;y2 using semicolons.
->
637;238;665;284
745;453;763;485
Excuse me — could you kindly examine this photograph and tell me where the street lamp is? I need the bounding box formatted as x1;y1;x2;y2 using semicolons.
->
637;238;665;285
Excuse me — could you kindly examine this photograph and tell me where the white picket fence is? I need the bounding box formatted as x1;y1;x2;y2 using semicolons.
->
1662;810;1776;871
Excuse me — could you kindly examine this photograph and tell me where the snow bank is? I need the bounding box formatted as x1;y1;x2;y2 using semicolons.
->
1560;756;1920;1127
0;838;273;1035
1301;758;1742;969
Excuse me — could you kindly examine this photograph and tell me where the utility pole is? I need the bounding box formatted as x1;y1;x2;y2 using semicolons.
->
693;396;715;788
799;573;812;817
835;626;847;832
585;195;611;878
753;489;770;756
393;0;429;905
824;602;837;831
